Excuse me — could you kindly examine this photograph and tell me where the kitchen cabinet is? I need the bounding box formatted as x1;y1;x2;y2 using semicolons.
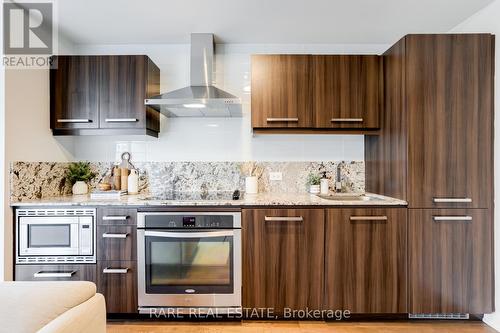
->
312;55;380;129
366;34;494;209
325;208;407;313
251;54;381;133
242;208;324;313
251;55;312;129
50;55;160;137
405;35;494;209
15;264;96;282
97;225;136;261
365;34;495;315
50;56;100;129
97;260;138;313
408;209;493;314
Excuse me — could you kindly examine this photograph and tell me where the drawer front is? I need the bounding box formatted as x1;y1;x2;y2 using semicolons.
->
97;225;136;261
98;207;137;226
15;264;96;282
97;260;137;313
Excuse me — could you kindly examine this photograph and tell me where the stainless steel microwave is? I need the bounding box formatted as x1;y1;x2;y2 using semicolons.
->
16;208;96;264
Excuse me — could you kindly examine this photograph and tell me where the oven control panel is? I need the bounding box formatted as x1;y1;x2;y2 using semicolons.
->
140;212;241;229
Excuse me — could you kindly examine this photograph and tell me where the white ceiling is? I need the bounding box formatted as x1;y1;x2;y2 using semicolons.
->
56;0;494;45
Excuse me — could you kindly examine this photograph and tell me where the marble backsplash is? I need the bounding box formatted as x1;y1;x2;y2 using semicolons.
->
10;161;364;201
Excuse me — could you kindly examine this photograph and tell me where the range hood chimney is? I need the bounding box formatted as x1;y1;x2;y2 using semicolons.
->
145;33;242;117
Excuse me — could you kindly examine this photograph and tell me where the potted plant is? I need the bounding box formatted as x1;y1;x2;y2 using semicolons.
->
306;172;321;194
66;162;96;195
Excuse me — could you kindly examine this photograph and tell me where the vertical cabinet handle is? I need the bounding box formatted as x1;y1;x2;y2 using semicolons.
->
349;216;388;221
102;233;129;239
102;215;129;221
103;268;129;274
433;216;472;222
433;197;472;203
34;271;76;278
264;216;303;222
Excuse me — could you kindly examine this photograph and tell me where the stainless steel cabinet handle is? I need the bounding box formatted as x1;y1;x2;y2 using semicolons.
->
433;197;472;203
349;216;388;221
57;119;92;123
102;215;129;221
34;271;76;278
102;233;129;239
103;268;129;274
331;118;363;122
264;216;304;222
266;118;299;122
105;118;138;123
433;216;472;222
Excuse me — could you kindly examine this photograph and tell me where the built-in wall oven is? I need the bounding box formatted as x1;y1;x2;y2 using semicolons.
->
137;211;241;314
16;208;96;264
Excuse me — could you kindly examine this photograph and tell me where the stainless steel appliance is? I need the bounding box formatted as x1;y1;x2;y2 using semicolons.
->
16;208;96;264
145;33;242;118
137;211;241;314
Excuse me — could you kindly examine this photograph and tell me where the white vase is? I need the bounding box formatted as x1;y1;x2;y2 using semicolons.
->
309;185;320;194
72;181;88;195
245;176;258;194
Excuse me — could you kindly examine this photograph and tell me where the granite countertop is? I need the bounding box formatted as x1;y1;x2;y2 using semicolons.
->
10;192;407;207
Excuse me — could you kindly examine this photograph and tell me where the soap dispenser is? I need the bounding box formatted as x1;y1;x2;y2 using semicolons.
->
320;172;329;195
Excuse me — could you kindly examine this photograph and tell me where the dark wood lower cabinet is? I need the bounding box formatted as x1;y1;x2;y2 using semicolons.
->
97;260;138;313
15;264;96;282
409;209;493;314
325;208;407;313
97;225;136;261
242;208;325;314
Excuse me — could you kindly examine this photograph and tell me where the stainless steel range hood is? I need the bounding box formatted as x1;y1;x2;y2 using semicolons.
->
145;33;242;117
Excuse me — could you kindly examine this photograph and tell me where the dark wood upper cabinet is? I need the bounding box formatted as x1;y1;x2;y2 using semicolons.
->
50;56;99;129
312;55;380;129
242;208;324;313
409;209;493;314
406;35;494;209
366;34;494;209
50;55;160;137
251;55;312;128
325;208;407;313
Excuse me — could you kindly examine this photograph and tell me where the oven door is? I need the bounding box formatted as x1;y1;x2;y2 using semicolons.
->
18;217;80;256
138;229;241;308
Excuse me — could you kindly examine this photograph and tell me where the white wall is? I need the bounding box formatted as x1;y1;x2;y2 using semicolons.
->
70;43;390;162
451;0;500;329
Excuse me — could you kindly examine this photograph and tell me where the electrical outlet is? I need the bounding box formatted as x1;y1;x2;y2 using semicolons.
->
269;172;282;181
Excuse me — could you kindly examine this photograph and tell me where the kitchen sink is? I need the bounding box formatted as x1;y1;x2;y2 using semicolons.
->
316;194;374;201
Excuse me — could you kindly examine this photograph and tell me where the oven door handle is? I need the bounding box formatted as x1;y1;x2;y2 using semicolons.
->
144;230;234;238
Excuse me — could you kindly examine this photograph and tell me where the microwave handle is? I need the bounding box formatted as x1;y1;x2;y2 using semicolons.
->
144;230;234;238
33;271;76;278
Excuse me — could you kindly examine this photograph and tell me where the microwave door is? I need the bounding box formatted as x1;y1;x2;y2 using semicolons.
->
19;217;80;256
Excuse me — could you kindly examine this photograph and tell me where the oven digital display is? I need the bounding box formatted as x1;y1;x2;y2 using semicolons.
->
182;216;196;227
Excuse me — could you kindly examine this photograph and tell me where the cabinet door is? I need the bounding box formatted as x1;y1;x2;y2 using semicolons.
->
325;208;407;313
409;209;493;314
251;55;312;128
97;260;137;313
242;208;324;313
313;55;380;129
50;56;99;129
407;34;494;208
99;56;146;129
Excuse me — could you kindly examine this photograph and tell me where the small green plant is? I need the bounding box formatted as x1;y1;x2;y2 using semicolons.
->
66;162;96;185
306;172;321;186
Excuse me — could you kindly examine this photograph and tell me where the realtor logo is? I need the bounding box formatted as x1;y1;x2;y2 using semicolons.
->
3;2;53;55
